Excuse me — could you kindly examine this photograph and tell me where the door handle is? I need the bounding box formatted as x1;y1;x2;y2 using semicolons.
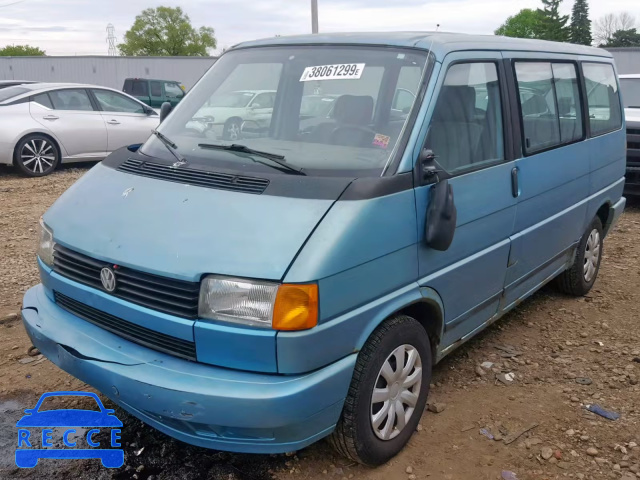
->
106;119;121;125
511;167;520;198
42;115;59;120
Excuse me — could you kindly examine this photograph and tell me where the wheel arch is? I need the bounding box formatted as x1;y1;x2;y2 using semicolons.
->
225;116;243;126
12;131;64;166
355;286;444;365
595;201;613;236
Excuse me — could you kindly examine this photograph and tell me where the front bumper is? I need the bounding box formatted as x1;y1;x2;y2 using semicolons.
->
22;284;356;453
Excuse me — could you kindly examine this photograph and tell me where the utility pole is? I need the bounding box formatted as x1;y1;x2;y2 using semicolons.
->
311;0;319;34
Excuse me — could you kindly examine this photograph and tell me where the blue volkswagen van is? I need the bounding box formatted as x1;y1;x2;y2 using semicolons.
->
23;33;626;466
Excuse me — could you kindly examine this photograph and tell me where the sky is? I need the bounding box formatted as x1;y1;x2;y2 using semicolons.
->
0;0;639;56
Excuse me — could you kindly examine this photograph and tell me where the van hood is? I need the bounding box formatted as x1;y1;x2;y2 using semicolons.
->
44;162;338;282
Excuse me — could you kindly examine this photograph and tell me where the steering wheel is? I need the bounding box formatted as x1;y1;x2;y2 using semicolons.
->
329;125;377;146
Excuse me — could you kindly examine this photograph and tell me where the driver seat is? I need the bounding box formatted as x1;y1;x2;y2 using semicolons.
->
312;95;375;147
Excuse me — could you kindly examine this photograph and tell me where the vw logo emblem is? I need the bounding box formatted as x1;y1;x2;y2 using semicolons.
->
100;267;117;293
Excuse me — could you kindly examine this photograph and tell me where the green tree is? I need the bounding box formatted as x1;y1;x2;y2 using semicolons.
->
570;0;592;45
495;9;545;39
537;0;570;42
0;45;45;56
119;6;216;56
601;28;640;47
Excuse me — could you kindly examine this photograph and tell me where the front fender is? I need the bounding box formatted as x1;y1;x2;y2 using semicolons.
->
276;283;444;374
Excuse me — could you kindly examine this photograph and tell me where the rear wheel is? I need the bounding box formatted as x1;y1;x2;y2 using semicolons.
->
14;134;60;177
329;315;432;466
556;216;603;296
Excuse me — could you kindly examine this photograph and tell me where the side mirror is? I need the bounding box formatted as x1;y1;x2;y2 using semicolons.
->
250;103;261;109
425;179;457;251
159;102;173;123
420;148;456;251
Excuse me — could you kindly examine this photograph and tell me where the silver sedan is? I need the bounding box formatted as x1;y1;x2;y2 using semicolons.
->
0;83;159;176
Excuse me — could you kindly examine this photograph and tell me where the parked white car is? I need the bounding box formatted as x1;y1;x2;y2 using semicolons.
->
194;90;276;140
0;83;159;176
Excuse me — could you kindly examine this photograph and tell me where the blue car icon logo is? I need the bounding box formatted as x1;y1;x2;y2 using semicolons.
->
16;391;124;468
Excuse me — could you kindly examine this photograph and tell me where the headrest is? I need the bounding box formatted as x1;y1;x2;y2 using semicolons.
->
333;95;374;125
433;86;476;123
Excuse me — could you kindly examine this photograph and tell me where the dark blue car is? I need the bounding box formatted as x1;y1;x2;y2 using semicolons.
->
16;391;123;468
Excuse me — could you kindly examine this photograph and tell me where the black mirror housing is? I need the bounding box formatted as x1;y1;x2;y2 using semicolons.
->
159;102;173;123
425;179;457;251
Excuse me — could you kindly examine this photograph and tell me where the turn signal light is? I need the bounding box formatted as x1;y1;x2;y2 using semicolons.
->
272;284;318;331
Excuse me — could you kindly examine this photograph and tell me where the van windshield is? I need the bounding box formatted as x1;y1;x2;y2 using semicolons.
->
620;78;640;108
141;46;429;176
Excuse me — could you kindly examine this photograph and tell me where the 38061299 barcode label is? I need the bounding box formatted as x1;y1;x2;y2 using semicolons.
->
300;63;366;82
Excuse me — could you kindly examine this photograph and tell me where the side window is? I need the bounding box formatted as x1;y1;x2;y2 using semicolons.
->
515;62;560;153
552;63;583;143
131;80;148;96
583;63;622;136
426;62;504;173
393;65;421;114
515;62;584;154
150;81;163;97
164;82;184;99
251;92;275;108
392;89;415;113
48;89;94;111
93;90;145;113
32;93;53;109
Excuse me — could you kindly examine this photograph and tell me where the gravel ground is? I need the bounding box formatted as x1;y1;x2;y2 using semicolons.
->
0;164;639;480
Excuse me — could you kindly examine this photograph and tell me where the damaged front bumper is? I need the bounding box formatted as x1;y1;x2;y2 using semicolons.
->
22;284;356;453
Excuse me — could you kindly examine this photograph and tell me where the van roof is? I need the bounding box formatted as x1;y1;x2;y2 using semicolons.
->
233;32;612;60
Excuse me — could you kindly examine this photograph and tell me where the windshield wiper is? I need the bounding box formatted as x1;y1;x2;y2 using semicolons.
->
198;143;305;176
152;130;187;166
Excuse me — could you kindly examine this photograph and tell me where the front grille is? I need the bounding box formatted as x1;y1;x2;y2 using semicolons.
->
628;128;640;136
53;244;199;319
118;158;270;194
54;292;197;361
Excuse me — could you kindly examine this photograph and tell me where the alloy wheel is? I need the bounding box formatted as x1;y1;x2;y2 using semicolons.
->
20;139;56;174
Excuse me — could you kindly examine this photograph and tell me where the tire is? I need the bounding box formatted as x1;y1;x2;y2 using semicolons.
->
329;315;432;466
223;119;242;141
556;216;604;296
14;134;60;177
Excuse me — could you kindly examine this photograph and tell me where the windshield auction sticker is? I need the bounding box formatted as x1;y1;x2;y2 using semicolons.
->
300;63;365;81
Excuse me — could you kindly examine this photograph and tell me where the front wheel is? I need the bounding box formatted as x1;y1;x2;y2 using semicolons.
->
223;119;242;141
329;315;432;466
556;216;604;296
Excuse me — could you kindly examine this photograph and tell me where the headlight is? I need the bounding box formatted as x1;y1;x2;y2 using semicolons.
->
37;217;55;267
199;275;318;331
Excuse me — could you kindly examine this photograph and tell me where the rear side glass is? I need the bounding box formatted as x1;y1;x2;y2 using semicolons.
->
150;81;163;97
582;63;622;136
32;93;53;109
131;80;148;96
49;89;94;111
515;62;560;153
552;63;583;144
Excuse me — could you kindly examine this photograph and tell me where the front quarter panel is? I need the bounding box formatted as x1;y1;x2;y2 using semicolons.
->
279;187;421;373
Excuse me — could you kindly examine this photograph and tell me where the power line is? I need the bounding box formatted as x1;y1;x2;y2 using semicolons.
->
0;0;28;8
